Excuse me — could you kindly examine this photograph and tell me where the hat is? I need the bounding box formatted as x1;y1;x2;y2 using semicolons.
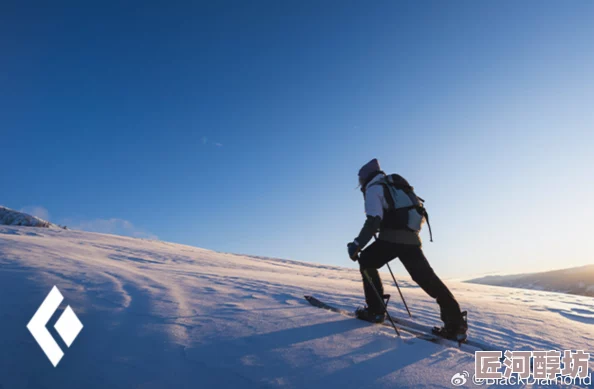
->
358;158;381;184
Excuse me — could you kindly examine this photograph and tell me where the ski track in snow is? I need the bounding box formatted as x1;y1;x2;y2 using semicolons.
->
0;226;593;388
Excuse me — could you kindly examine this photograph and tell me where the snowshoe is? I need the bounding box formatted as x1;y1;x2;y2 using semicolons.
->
355;306;386;324
432;311;468;342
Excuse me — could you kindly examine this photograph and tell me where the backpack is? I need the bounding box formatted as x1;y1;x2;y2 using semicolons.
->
370;174;433;242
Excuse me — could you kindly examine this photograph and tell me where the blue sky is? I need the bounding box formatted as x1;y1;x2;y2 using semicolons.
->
2;1;593;278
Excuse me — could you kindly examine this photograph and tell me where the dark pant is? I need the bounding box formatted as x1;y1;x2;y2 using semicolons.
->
359;239;461;327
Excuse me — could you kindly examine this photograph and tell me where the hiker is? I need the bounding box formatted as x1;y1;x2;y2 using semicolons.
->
347;158;467;341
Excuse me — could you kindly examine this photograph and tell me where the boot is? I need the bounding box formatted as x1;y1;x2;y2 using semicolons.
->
355;306;386;324
432;311;468;342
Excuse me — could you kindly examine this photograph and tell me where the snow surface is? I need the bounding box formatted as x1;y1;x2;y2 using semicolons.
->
1;225;593;388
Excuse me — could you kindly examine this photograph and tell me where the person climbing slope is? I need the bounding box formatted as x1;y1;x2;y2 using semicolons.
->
347;158;468;341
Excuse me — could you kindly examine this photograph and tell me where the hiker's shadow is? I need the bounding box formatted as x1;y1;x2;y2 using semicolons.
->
184;318;433;388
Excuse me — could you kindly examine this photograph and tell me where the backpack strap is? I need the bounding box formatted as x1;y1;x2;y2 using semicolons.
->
379;182;396;209
421;207;433;242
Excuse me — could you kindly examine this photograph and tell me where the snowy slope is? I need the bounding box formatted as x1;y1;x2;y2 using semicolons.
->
0;206;59;229
1;225;593;388
467;265;594;298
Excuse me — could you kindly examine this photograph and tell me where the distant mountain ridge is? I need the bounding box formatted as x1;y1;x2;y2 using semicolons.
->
466;265;594;298
0;206;59;228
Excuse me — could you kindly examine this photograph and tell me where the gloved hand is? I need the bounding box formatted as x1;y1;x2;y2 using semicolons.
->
347;240;361;261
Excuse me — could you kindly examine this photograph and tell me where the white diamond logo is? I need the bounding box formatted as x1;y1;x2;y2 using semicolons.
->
27;286;83;367
55;306;83;347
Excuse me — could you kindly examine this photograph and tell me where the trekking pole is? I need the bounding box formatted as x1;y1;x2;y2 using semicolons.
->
386;263;412;318
362;269;400;337
373;234;412;318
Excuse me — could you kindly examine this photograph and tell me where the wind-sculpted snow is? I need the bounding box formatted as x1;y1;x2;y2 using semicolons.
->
0;226;592;388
